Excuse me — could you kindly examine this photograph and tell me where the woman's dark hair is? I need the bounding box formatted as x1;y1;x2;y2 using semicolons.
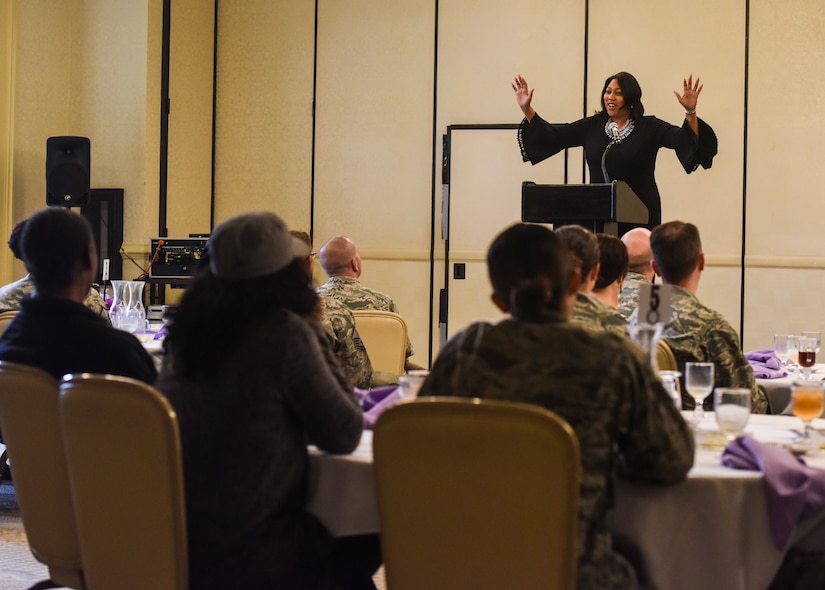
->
598;71;645;118
594;234;629;290
554;225;600;281
487;223;570;321
8;219;27;260
163;258;318;379
21;207;93;292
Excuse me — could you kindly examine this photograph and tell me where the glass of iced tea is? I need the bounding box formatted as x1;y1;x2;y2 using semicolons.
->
791;381;825;445
798;337;818;380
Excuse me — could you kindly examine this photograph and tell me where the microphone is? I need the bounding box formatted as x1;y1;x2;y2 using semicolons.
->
601;123;621;182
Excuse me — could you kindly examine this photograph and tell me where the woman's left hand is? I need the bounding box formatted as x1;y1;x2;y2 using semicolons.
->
673;74;703;112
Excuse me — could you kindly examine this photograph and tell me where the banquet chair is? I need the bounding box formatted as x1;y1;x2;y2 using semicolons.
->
373;397;580;590
58;374;188;590
657;339;679;371
351;309;408;376
0;361;86;590
0;310;18;336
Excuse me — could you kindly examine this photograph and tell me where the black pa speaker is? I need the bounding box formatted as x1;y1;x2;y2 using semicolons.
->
46;136;91;206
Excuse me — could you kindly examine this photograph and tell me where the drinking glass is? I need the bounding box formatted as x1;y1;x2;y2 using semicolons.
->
397;370;429;400
787;335;800;377
791;380;825;447
798;337;817;380
714;388;751;440
802;331;822;354
659;370;683;410
685;362;714;419
773;333;791;372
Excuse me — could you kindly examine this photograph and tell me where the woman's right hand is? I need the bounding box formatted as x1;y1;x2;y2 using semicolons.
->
512;74;535;121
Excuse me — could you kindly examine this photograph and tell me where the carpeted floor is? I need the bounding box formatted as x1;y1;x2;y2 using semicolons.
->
0;482;50;590
0;482;386;590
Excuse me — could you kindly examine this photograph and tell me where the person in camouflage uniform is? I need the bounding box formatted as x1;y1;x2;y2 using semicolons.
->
316;235;416;364
629;221;768;413
290;230;374;389
0;218;111;323
619;227;655;319
555;225;628;338
419;223;694;590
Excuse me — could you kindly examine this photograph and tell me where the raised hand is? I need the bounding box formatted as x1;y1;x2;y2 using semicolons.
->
512;74;535;120
673;74;703;113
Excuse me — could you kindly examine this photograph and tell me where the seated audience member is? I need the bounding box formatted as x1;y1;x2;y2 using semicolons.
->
592;233;629;310
157;212;378;590
618;227;654;318
554;225;627;337
317;235;420;370
0;218;111;323
419;222;694;589
630;221;768;413
291;230;374;389
0;207;156;384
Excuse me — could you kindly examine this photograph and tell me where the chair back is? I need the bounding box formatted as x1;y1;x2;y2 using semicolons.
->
373;397;580;590
351;309;407;376
657;339;679;371
0;310;18;336
0;361;85;588
59;373;188;590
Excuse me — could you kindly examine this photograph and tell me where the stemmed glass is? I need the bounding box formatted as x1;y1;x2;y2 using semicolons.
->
685;362;715;419
791;380;825;449
798;337;818;380
787;335;800;377
773;334;792;374
714;388;751;441
802;331;822;355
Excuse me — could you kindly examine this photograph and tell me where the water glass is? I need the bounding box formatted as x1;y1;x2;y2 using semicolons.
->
685;362;714;419
659;370;682;410
714;388;750;440
397;370;429;400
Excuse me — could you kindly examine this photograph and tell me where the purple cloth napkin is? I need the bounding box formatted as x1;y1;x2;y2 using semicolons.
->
722;436;825;548
353;385;400;429
745;349;787;379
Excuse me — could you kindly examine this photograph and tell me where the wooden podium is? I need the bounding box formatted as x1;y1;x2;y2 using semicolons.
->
521;181;648;236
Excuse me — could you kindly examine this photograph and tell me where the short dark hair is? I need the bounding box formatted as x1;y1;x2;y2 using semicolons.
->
554;225;600;280
8;219;27;260
650;221;702;284
290;230;311;248
594;234;629;289
487;223;570;320
598;71;645;118
21;207;94;292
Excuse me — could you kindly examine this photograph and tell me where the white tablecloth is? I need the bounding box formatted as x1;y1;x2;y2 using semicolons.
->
307;413;825;590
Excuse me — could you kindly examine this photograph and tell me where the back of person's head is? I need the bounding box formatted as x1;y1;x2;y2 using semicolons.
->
594;234;628;290
318;235;359;277
21;207;94;292
621;227;653;274
650;221;702;284
554;225;600;281
8;219;27;260
290;230;314;277
487;223;570;320
165;211;316;379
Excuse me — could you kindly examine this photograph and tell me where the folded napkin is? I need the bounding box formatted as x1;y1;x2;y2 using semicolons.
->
722;436;825;548
353;385;400;429
745;349;787;379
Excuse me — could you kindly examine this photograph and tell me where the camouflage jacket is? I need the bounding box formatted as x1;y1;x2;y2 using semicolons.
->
570;292;628;338
319;295;373;389
630;285;768;413
0;274;112;325
317;276;414;358
618;272;651;319
419;312;694;589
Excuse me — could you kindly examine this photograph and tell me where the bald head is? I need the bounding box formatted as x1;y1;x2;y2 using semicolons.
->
621;227;653;280
319;235;361;278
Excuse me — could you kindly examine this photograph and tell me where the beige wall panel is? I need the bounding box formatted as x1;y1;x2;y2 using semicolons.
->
744;268;825;353
744;0;825;350
213;1;315;231
589;0;746;332
314;0;434;252
166;0;214;237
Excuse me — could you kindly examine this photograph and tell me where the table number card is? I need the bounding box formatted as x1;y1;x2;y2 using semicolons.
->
637;283;673;325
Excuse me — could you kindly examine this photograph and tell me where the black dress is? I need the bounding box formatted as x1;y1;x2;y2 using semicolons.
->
518;113;718;231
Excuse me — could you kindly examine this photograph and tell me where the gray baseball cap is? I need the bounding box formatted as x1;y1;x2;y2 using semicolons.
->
208;211;310;280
